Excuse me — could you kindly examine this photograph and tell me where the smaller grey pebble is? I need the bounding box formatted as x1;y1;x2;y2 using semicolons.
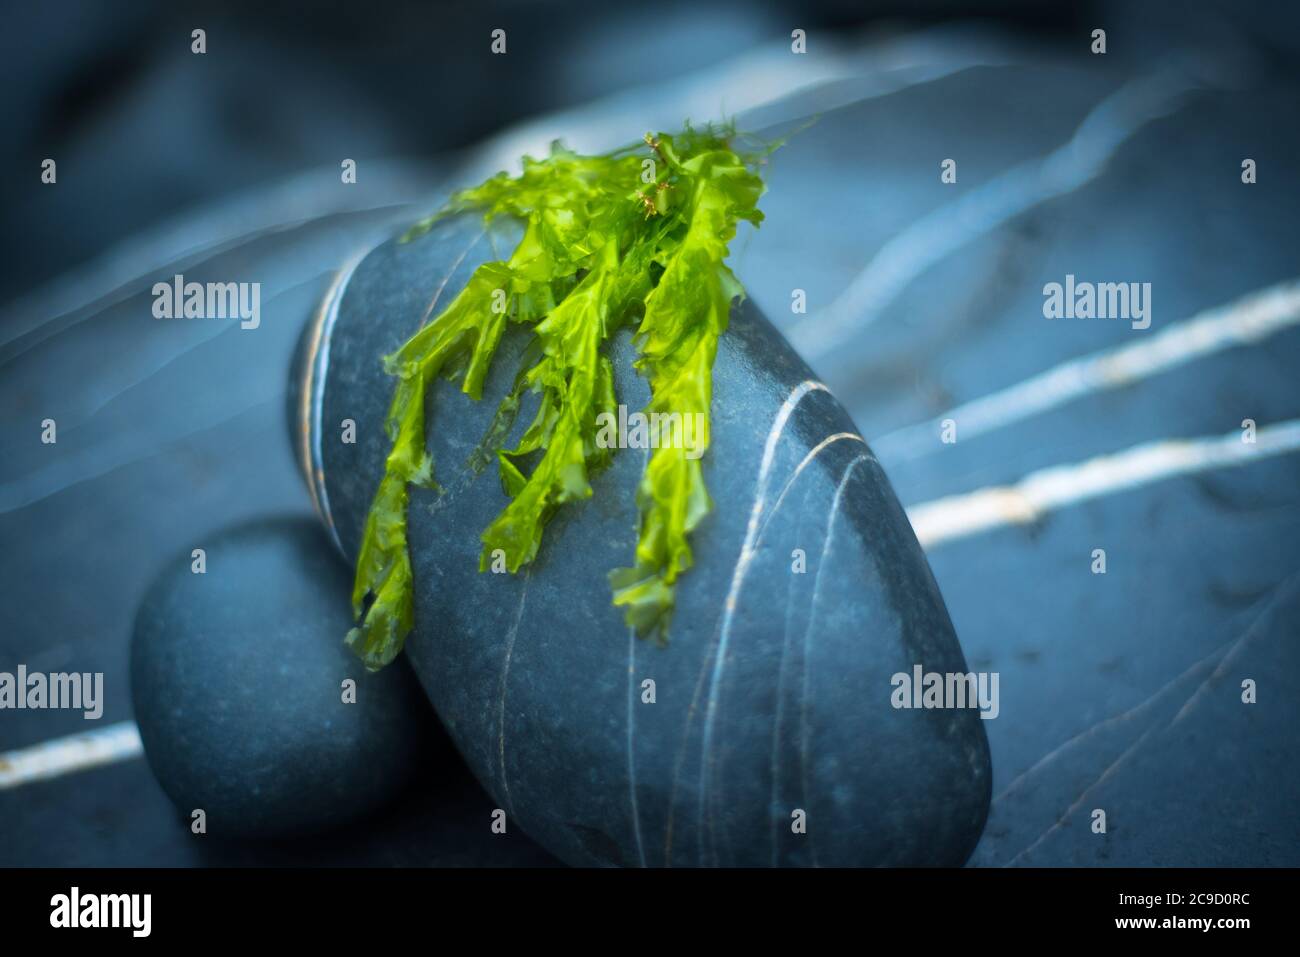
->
131;517;430;839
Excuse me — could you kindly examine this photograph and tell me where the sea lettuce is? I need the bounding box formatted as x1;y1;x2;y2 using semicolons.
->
347;125;772;670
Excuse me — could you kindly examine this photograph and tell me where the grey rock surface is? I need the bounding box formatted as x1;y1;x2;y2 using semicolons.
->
131;518;431;839
312;214;992;866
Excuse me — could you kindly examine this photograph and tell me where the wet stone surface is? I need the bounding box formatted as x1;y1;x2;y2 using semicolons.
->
131;518;432;840
313;215;992;866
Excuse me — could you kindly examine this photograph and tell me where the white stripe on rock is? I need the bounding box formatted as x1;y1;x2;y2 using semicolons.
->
874;279;1300;463
0;721;143;790
908;419;1300;549
792;68;1203;360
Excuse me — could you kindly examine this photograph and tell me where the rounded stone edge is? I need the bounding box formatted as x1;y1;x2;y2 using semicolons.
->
290;250;369;560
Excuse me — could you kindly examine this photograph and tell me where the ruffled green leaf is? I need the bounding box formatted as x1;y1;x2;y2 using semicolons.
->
349;123;772;668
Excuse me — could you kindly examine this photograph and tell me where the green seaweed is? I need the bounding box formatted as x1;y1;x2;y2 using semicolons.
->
347;124;773;670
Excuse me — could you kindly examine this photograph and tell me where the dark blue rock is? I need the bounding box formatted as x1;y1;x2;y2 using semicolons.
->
297;214;991;866
130;517;431;839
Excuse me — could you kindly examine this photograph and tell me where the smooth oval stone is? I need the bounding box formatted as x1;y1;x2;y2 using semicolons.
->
297;214;991;866
131;517;431;839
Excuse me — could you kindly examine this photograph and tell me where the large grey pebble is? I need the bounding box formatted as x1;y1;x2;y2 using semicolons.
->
296;213;992;866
